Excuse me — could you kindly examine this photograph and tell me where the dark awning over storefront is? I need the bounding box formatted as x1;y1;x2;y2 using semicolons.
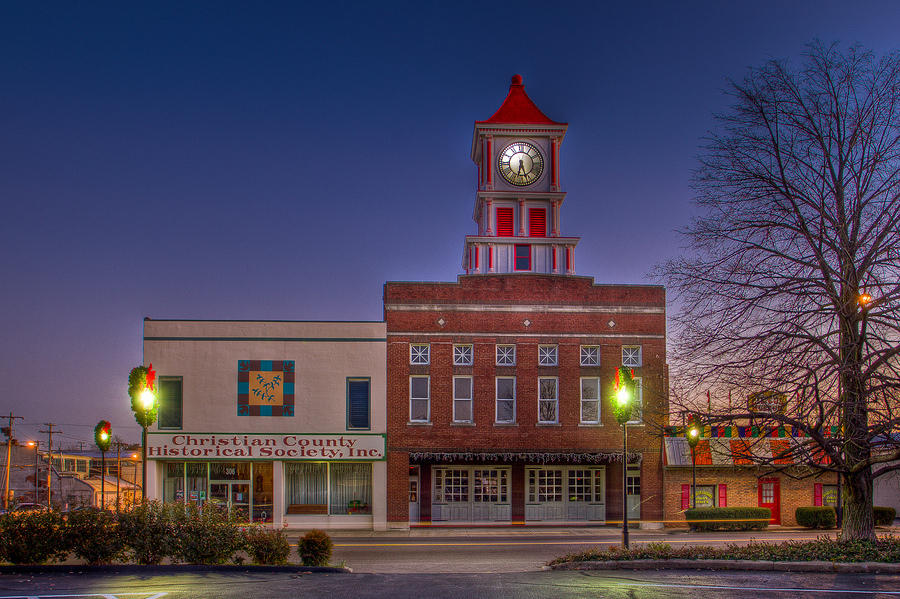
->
409;451;642;464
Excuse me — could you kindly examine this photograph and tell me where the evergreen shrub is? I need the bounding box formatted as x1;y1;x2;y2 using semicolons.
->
117;501;177;565
244;525;291;565
298;529;332;566
795;506;837;529
171;503;242;565
0;511;69;564
66;508;125;564
684;507;770;531
874;506;897;526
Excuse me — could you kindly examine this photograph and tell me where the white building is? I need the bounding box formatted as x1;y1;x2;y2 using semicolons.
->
143;319;387;530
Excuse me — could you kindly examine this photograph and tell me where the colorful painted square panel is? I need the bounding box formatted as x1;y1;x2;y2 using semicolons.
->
237;360;295;417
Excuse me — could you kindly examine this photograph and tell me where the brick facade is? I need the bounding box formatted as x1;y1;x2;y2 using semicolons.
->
384;274;667;527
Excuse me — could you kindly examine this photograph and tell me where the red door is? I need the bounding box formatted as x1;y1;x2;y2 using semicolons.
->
758;478;781;524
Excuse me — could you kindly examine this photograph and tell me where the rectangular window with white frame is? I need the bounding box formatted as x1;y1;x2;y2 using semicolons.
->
495;376;516;423
538;344;558;366
622;345;642;368
453;376;473;423
453;344;473;366
410;343;430;365
496;344;516;366
538;377;558;423
580;345;599;366
409;376;430;422
580;377;601;424
627;377;643;423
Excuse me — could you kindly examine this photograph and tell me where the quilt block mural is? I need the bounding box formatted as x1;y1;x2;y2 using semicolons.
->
237;360;295;416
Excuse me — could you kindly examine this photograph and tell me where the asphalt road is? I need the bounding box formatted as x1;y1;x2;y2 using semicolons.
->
328;529;844;573
1;570;900;599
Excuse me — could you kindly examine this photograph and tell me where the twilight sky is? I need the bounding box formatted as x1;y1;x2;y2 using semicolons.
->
2;1;899;447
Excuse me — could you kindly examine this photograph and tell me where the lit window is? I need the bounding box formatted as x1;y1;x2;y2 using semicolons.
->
410;344;430;365
580;345;599;366
691;484;717;508
622;345;642;367
410;376;430;422
453;376;473;423
495;377;516;423
496;344;516;366
453;344;473;366
538;377;558;423
580;377;601;424
538;345;558;366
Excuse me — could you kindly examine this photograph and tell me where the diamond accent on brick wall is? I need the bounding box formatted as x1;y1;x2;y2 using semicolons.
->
523;319;532;327
437;318;446;327
608;319;616;328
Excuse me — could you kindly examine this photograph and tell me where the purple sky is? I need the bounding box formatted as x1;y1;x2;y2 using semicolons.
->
2;1;899;447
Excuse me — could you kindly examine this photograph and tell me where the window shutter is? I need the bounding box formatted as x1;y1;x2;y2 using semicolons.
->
814;483;822;506
348;380;370;429
496;208;514;236
681;484;690;510
718;484;727;507
528;208;546;237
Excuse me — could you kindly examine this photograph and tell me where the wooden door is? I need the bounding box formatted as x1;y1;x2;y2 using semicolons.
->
758;478;781;524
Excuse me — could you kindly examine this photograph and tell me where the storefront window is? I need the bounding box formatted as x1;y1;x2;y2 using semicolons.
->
473;469;508;503
568;470;592;502
186;463;208;504
285;463;328;508
329;463;372;515
164;462;185;502
253;462;274;522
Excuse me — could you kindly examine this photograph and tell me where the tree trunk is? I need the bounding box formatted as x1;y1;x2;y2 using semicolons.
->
841;467;875;540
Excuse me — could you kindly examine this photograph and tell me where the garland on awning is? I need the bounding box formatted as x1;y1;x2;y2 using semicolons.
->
409;451;642;464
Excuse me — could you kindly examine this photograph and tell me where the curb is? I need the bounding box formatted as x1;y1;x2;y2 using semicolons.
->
550;559;900;574
0;564;350;575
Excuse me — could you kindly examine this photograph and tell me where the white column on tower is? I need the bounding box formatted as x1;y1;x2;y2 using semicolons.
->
485;198;493;235
518;198;526;236
551;200;560;237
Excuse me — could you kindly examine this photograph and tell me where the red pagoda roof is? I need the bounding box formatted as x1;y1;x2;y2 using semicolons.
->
477;75;565;126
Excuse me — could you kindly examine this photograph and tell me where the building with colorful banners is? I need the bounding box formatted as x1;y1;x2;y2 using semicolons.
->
662;426;842;526
143;320;387;529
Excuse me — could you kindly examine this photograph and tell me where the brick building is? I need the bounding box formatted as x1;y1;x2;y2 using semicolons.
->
384;76;668;528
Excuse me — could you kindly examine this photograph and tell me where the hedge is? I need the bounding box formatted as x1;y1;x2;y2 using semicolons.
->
684;507;770;531
796;506;836;529
875;506;897;526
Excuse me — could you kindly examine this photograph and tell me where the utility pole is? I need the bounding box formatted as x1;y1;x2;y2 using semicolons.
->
38;424;59;510
114;442;122;513
3;412;26;510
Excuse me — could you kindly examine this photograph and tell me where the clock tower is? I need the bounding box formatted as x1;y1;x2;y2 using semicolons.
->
464;75;579;275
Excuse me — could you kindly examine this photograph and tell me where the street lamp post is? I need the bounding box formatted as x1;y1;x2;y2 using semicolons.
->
686;415;701;510
94;421;112;510
613;367;636;549
26;441;38;503
128;365;158;504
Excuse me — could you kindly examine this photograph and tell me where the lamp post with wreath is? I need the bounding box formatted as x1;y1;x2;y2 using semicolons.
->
613;366;636;549
128;364;158;503
94;421;112;509
686;414;701;509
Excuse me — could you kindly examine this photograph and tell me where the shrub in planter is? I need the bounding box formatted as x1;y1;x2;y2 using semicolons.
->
0;511;69;564
66;508;125;564
244;525;291;565
684;507;770;531
118;501;177;565
171;503;242;565
874;506;897;526
795;506;837;529
298;529;332;566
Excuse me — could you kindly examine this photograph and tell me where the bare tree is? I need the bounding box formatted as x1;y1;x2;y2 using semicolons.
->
659;42;900;540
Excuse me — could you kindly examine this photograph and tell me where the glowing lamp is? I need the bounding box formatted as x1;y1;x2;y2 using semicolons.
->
858;293;872;307
616;386;631;406
140;388;155;410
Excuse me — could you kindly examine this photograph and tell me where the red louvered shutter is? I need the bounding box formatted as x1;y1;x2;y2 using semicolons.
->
718;484;727;507
814;483;822;506
496;208;514;236
528;208;546;237
681;484;690;510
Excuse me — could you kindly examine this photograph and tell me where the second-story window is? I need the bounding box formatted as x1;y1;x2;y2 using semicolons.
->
496;344;516;366
538;345;558;366
410;376;430;422
453;376;473;423
622;345;642;368
453;344;473;366
580;345;599;366
410;343;430;365
538;377;558;423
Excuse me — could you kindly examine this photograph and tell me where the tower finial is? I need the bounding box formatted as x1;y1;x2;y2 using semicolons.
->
511;74;523;86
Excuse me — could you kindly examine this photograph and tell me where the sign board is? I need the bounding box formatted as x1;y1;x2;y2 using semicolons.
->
148;432;385;460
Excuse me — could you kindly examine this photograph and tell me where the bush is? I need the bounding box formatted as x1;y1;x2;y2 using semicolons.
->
66;509;125;564
684;507;770;531
298;529;332;566
874;506;897;526
796;506;837;529
171;503;242;565
117;501;177;565
0;511;69;564
244;525;291;565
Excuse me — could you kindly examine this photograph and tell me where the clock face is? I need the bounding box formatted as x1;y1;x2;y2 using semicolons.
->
498;142;544;186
